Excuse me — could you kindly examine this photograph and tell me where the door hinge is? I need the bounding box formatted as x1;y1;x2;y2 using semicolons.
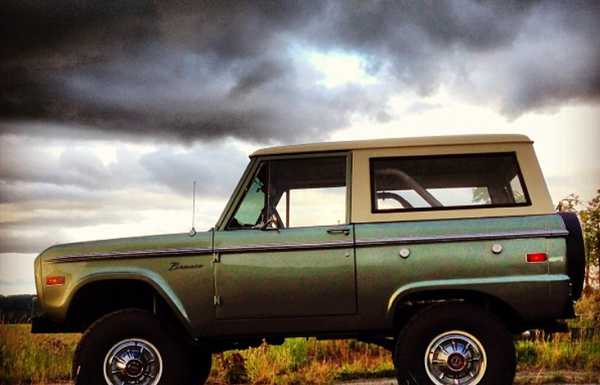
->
213;295;221;306
212;253;221;263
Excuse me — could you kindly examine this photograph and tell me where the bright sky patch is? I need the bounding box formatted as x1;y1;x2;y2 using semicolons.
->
306;51;377;88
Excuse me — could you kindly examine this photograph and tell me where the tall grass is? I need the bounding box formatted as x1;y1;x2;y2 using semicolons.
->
516;334;600;372
211;338;394;385
1;324;599;384
0;324;78;384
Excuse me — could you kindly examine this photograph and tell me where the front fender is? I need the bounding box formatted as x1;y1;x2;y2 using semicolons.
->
42;266;191;332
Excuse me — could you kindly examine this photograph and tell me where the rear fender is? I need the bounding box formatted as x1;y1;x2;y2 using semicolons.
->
386;274;569;325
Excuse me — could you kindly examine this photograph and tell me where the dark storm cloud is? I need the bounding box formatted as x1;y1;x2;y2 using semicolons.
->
311;0;600;114
0;0;333;142
1;0;599;141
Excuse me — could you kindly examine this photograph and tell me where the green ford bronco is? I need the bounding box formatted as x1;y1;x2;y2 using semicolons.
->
32;134;585;385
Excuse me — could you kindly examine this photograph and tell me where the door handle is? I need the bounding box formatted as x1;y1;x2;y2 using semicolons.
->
327;228;350;236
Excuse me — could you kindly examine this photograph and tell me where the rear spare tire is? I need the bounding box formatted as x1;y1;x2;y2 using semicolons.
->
558;212;585;300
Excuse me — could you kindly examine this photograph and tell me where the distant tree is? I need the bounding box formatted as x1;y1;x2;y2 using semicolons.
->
556;193;581;213
579;190;600;287
0;294;34;323
472;187;491;204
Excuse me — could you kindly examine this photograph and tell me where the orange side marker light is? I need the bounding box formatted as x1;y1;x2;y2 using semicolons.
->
46;276;66;286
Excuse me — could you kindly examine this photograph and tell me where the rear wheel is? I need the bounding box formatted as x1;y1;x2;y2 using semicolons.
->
393;303;515;385
73;309;193;385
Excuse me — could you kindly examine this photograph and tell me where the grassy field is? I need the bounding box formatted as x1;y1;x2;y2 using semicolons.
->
0;324;78;384
1;324;600;385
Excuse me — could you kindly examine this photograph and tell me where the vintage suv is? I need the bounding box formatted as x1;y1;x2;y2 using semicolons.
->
32;134;584;385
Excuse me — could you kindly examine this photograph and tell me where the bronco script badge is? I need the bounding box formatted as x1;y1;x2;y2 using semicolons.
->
168;262;204;271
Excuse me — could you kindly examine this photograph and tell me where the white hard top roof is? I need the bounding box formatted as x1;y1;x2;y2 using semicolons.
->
251;134;532;157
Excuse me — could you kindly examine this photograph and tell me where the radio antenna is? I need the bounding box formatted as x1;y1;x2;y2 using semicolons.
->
190;180;197;236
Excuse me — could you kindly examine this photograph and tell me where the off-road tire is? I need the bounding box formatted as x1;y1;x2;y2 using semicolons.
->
190;349;212;384
393;303;516;385
73;308;192;385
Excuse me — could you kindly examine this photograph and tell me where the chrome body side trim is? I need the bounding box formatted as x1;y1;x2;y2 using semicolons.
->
354;229;568;247
215;240;354;254
49;229;568;263
49;247;213;263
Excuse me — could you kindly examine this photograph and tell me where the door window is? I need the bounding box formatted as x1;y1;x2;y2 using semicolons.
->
227;156;347;229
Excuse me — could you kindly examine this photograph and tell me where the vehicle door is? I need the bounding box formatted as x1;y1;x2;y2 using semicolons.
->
213;153;356;320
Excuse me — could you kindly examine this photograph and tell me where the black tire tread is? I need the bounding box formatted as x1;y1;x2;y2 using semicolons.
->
72;308;146;380
73;308;195;385
394;302;516;385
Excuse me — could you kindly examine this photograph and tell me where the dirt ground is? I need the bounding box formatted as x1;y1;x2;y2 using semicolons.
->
46;372;600;385
337;371;600;385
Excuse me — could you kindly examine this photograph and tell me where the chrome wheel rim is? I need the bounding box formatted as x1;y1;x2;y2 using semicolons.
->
103;338;163;385
424;330;487;385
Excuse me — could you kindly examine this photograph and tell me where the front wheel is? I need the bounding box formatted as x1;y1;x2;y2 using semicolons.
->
393;303;516;385
190;349;212;384
73;309;193;385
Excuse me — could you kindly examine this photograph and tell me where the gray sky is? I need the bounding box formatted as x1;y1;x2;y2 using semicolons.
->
1;0;599;294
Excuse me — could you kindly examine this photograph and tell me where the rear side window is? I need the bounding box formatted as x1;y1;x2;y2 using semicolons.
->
370;152;530;212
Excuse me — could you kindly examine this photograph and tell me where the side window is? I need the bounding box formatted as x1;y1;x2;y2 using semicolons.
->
371;153;530;212
227;156;347;229
270;156;347;227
